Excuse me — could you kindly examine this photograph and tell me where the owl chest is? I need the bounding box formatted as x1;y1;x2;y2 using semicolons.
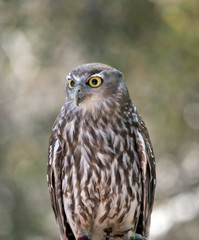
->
64;118;135;171
65;117;137;164
62;120;141;231
63;119;141;197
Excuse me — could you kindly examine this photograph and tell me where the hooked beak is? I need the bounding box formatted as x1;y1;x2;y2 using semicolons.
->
74;86;83;106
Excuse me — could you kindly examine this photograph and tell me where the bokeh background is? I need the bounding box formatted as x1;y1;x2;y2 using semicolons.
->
1;0;199;240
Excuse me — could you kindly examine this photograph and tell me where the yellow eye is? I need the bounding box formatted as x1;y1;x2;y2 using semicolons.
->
88;77;102;88
68;79;75;89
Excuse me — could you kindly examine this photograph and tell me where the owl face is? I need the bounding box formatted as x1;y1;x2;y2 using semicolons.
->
65;63;126;108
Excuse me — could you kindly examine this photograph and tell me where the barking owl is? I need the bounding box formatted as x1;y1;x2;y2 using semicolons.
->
47;63;156;240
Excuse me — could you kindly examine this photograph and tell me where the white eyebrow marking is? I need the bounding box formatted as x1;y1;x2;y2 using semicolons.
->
66;74;71;80
66;72;103;84
73;75;81;82
66;73;82;83
89;73;103;79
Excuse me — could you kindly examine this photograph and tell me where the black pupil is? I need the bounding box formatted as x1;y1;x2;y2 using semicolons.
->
91;79;98;85
70;80;75;87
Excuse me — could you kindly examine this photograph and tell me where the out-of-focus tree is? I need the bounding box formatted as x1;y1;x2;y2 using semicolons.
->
0;0;199;240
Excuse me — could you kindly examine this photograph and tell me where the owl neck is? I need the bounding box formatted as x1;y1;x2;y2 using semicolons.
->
64;94;131;122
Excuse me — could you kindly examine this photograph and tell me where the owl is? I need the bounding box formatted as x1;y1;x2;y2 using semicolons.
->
47;63;156;240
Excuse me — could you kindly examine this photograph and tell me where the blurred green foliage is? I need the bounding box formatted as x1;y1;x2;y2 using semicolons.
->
0;0;199;240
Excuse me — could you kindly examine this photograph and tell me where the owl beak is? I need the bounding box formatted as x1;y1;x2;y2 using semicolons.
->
74;86;83;106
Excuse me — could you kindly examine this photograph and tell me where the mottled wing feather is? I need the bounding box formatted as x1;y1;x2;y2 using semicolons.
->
47;121;75;240
134;114;156;237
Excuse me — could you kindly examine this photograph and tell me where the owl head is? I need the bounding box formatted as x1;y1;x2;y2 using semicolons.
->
65;63;127;109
